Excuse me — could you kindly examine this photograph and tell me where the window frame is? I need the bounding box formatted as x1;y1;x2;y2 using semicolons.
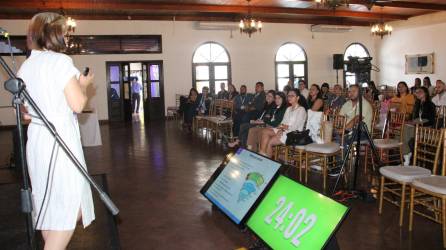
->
191;41;232;95
274;42;308;91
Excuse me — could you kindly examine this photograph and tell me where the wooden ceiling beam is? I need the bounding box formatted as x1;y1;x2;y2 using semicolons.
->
299;0;446;11
0;1;409;20
373;1;446;11
0;13;371;26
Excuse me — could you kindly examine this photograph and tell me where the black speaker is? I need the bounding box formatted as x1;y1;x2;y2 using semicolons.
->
333;54;344;70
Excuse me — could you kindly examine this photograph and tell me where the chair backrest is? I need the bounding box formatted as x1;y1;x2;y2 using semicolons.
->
386;111;406;141
370;107;380;135
175;94;182;108
435;106;446;129
222;100;234;118
323;114;347;146
413;126;444;175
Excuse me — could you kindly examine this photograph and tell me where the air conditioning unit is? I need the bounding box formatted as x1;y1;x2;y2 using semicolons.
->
310;24;353;33
194;21;238;31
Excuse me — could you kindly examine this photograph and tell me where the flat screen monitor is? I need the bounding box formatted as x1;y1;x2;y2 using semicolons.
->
247;175;349;250
201;148;282;225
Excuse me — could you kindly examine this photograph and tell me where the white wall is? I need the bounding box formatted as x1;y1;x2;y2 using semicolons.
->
0;19;377;126
377;12;446;86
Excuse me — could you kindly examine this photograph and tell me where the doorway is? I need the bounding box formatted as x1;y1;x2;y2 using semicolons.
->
106;60;165;123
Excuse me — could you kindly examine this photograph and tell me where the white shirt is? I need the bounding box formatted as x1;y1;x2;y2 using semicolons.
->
432;92;446;106
276;105;307;143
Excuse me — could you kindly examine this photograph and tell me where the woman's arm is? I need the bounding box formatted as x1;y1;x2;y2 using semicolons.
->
311;98;324;111
64;72;94;113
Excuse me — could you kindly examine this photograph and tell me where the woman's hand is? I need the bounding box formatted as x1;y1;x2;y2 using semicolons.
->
79;71;94;88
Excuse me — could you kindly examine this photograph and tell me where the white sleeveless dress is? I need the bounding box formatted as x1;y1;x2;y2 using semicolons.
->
18;50;95;230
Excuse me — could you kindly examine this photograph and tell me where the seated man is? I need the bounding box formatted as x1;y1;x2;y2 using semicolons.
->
326;84;346;114
330;84;373;176
216;82;229;100
232;85;252;137
196;86;212;116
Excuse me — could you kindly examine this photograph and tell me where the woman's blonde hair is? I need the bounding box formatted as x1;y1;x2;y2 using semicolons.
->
27;12;67;52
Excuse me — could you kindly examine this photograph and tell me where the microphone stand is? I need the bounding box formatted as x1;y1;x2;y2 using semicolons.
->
1;56;119;250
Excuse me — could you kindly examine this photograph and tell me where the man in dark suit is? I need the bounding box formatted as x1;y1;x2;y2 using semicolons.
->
245;82;266;121
197;86;212;115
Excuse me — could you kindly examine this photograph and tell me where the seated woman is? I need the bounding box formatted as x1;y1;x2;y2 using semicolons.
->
182;88;199;132
308;84;324;112
412;87;436;127
391;81;415;118
228;90;276;148
258;89;308;157
246;92;288;151
228;83;238;100
407;86;437;164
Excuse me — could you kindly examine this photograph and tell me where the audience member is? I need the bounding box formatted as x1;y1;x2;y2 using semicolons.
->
216;82;229;99
391;81;415;118
245;82;266;120
366;81;380;102
232;85;252;136
298;80;309;100
308;84;324;112
258;89;307;157
410;77;422;94
182;88;199;132
412;87;436;127
228;90;276;148
283;85;292;95
321;82;335;107
228;83;238;100
340;84;373;134
197;86;212;115
325;84;346;114
432;80;446;106
246;92;288;151
423;76;435;96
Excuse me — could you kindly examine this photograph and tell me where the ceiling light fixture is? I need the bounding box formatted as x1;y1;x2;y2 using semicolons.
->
239;0;262;37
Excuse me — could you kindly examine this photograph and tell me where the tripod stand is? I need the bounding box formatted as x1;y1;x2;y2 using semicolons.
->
1;55;119;249
331;83;382;200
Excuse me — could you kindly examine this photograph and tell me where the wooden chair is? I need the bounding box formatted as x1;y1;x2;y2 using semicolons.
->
379;126;444;227
304;114;346;192
193;99;216;135
363;107;383;174
409;130;446;247
166;94;182;120
204;99;234;143
435;106;446;129
372;112;406;166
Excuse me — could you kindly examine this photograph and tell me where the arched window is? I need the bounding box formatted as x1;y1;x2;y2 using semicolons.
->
192;42;231;95
344;43;370;87
275;43;308;91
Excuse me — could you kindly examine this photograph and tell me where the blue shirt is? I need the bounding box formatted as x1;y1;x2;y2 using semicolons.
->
132;81;142;94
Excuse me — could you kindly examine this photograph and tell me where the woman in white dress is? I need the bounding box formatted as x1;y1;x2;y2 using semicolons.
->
258;89;308;157
18;12;95;249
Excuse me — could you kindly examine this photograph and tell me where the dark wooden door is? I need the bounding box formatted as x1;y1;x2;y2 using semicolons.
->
143;62;165;121
106;62;124;122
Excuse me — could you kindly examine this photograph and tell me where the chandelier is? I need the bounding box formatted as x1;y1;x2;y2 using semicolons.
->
314;0;350;9
371;22;393;39
66;16;77;34
239;0;262;37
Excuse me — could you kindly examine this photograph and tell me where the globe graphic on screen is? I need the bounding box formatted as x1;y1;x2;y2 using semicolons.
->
238;172;264;202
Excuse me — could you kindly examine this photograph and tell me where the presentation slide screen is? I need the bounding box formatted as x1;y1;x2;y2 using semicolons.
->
201;148;282;225
247;175;349;250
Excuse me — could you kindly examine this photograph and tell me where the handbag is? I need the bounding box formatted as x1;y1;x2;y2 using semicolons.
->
285;129;313;146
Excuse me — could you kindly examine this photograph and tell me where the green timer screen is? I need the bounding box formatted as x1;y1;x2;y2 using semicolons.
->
247;175;348;250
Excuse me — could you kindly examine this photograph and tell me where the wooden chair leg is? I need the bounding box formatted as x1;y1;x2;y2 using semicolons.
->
443;197;446;248
305;152;309;184
298;151;302;182
399;183;406;227
379;176;385;214
409;187;415;231
364;146;368;175
323;156;327;192
399;145;404;165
